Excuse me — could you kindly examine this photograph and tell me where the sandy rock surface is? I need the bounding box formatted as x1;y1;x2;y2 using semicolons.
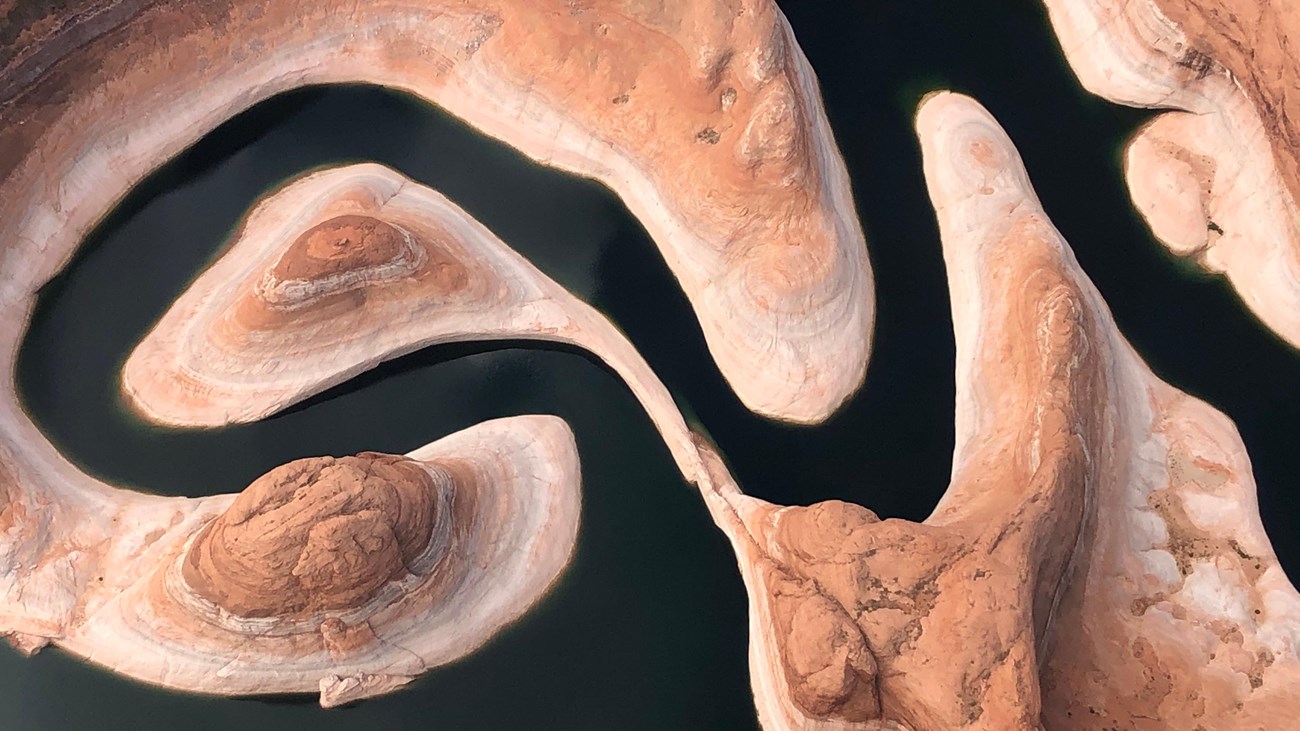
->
1042;0;1300;349
0;0;872;423
121;163;709;484
1;413;581;706
698;92;1300;730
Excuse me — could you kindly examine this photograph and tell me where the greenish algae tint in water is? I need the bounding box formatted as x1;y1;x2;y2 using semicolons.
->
5;2;1299;729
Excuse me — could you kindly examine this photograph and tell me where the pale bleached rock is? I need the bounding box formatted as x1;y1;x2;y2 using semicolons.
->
698;92;1300;730
121;163;706;484
4;0;865;703
0;0;872;424
1041;0;1300;348
0;414;580;705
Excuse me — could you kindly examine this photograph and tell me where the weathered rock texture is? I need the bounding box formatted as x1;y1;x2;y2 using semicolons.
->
0;414;580;706
0;0;872;423
122;163;706;484
1041;0;1300;348
699;92;1300;730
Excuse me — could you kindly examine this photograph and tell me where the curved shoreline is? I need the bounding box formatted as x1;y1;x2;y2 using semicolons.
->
1041;0;1300;350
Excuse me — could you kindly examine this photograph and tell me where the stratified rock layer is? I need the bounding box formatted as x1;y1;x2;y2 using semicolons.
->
181;453;442;618
1042;0;1300;349
699;92;1300;730
2;415;580;707
0;0;872;423
122;163;707;484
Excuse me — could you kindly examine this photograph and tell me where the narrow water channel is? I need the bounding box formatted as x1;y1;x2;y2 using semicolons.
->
4;2;1297;729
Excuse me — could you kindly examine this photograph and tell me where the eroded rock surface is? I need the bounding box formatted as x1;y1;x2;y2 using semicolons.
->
0;0;872;423
122;163;707;484
1;412;581;706
699;92;1300;730
1042;0;1300;350
182;453;441;618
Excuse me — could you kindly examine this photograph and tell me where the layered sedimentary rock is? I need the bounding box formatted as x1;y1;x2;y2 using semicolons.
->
1;415;579;706
122;163;706;483
700;92;1300;730
0;0;872;423
1041;0;1300;348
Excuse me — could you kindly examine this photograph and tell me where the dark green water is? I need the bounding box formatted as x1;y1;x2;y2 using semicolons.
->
4;2;1298;729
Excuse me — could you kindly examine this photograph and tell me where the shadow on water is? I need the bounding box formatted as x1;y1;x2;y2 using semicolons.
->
279;338;668;420
238;693;322;708
37;87;337;287
5;1;1300;729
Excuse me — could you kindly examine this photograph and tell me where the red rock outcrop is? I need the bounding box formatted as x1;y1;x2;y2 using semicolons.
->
0;0;872;423
1042;0;1300;352
700;92;1300;730
121;163;707;484
1;415;580;707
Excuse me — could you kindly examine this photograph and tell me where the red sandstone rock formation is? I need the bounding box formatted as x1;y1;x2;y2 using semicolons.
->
1042;0;1300;352
0;0;872;423
699;92;1300;731
121;163;706;483
1;415;580;707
